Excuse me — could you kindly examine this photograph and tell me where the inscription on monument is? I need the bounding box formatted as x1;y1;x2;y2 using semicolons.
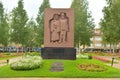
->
44;9;74;48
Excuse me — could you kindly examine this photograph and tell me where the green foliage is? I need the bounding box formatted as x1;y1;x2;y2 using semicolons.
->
24;52;40;56
76;54;89;59
0;2;9;46
100;0;120;50
10;55;42;70
4;53;11;55
36;0;50;46
10;0;28;45
71;0;95;48
88;55;92;59
24;18;37;47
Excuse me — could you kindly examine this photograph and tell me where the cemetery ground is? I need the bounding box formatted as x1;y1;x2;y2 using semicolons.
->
0;52;120;78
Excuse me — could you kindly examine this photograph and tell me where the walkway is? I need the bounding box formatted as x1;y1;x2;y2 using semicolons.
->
97;56;120;69
0;56;22;67
0;78;120;80
0;60;7;66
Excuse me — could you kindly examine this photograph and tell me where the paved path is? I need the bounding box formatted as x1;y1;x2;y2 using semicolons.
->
0;56;22;67
0;60;7;66
97;56;120;69
0;78;120;80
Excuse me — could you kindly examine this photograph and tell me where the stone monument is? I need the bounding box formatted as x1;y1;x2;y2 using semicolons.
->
41;8;76;60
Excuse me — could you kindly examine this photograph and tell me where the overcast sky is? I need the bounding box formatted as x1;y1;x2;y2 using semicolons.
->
0;0;106;28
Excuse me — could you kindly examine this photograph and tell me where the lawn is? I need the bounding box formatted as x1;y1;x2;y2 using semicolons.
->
116;58;120;60
0;56;18;60
0;58;120;78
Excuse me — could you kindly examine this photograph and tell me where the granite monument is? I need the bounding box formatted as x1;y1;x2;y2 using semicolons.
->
41;8;76;60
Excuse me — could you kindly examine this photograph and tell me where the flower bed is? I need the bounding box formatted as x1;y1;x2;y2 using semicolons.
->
78;64;107;72
10;55;42;70
0;53;22;58
93;56;110;63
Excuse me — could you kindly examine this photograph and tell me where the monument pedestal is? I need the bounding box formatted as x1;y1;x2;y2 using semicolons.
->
41;48;76;60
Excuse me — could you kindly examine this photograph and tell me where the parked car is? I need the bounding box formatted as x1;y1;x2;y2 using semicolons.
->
6;46;17;52
0;47;4;52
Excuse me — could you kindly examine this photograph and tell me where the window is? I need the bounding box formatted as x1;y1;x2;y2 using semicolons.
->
107;44;110;47
95;37;102;41
90;44;93;47
95;44;102;47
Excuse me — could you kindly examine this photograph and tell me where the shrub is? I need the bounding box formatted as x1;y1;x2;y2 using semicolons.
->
5;53;11;55
10;55;42;70
76;54;89;59
88;55;92;59
24;52;40;56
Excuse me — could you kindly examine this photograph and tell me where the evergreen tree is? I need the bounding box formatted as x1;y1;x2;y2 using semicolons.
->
0;2;9;46
36;0;50;46
11;0;28;46
71;0;95;49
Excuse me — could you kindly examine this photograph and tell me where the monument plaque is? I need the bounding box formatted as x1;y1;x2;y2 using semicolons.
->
41;8;76;60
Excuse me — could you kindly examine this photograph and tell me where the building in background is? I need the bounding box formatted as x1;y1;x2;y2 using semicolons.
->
88;28;120;52
89;28;103;49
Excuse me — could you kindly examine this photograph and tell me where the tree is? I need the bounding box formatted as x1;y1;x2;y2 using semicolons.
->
71;0;95;49
10;0;28;46
25;18;37;47
100;0;120;53
0;2;9;46
36;0;50;47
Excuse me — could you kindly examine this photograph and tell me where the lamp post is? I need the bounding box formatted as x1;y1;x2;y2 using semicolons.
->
111;57;114;66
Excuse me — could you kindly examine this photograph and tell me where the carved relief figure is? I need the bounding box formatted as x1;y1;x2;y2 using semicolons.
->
49;14;60;43
49;12;69;43
59;12;69;43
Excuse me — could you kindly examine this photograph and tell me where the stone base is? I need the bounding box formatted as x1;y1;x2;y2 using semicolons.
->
41;48;76;60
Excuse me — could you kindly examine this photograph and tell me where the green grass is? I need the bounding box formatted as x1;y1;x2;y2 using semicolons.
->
0;59;120;78
116;58;120;60
0;56;18;60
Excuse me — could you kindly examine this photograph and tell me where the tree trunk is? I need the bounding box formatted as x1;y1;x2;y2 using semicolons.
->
83;45;85;50
112;45;115;54
110;43;112;53
22;47;23;53
17;47;19;53
77;41;81;53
